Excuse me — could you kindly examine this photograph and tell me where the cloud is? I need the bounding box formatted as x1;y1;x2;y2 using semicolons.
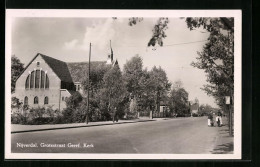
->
63;19;120;52
64;39;79;50
63;18;154;52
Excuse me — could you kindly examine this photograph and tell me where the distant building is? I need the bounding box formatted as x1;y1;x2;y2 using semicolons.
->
190;103;200;116
153;101;169;117
13;47;116;112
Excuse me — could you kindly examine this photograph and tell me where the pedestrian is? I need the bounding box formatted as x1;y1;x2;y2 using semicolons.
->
208;111;213;126
113;107;118;123
216;110;223;126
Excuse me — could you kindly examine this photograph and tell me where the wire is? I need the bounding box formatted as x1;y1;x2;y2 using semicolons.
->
163;40;208;47
112;39;209;48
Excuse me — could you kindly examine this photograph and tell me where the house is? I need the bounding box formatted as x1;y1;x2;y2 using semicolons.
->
190;103;200;116
154;101;169;117
13;48;116;112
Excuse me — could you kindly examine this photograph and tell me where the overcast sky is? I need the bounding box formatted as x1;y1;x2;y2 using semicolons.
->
11;17;218;108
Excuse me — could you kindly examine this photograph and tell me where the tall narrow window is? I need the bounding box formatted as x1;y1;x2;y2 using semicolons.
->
34;96;38;104
45;74;49;88
44;96;48;104
24;96;28;106
35;70;40;88
41;71;45;88
25;75;30;89
30;71;35;88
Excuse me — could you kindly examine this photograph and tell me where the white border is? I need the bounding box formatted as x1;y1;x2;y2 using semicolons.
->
5;9;242;159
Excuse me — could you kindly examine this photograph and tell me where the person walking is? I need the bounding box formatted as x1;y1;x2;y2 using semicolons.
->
208;111;213;126
113;107;118;123
216;110;223;126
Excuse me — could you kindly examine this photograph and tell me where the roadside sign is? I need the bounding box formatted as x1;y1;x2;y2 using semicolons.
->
225;96;230;104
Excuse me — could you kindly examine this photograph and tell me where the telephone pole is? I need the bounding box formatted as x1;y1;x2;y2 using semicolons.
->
86;43;91;124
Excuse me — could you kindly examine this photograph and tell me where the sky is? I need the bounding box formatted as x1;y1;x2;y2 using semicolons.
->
11;17;218;108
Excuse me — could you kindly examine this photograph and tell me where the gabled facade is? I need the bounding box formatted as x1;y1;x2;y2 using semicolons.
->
13;53;76;111
13;51;115;112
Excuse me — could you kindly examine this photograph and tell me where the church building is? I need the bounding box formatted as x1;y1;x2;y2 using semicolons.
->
13;46;117;111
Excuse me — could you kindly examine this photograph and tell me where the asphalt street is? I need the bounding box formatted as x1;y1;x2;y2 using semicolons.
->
11;117;231;153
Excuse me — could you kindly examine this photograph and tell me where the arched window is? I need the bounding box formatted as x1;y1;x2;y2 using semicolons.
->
24;96;28;106
44;96;48;104
25;75;30;89
30;71;35;88
34;96;38;104
41;71;45;88
35;70;40;88
25;70;49;89
45;74;49;88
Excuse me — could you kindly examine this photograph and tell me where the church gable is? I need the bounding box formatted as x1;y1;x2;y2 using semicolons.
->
15;54;62;91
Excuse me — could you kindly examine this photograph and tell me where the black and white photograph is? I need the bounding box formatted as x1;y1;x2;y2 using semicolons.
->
5;10;241;159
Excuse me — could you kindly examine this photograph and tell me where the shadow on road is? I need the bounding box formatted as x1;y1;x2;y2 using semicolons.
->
210;142;233;154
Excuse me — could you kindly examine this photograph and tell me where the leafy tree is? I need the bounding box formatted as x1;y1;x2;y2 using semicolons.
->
11;97;23;109
148;18;169;47
123;55;144;96
169;85;190;116
198;104;213;116
11;55;24;93
147;66;171;113
65;91;83;109
187;17;234;109
11;97;23;114
81;64;111;94
101;64;127;117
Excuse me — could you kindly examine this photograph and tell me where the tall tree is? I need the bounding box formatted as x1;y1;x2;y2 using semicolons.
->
187;17;234;109
11;55;24;93
148;66;171;113
123;55;144;96
102;64;127;117
169;83;189;116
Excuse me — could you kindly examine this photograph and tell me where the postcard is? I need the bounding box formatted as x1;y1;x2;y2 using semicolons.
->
5;9;241;159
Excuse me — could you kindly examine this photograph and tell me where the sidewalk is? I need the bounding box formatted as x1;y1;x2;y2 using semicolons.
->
11;118;155;134
210;117;234;154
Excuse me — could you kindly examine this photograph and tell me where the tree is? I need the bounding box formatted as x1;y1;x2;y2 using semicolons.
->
169;85;190;116
80;63;112;121
113;17;169;47
65;91;83;109
11;55;24;93
187;18;234;109
11;96;23;114
147;66;171;114
198;104;214;116
123;55;144;95
101;64;127;118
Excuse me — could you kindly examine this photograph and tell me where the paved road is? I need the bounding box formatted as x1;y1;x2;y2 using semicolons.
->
11;117;230;153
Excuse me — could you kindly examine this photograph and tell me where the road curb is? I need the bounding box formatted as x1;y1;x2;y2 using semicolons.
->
11;119;155;134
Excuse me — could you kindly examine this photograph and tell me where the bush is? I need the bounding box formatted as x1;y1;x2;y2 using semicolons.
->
27;117;53;125
192;113;198;117
11;114;26;124
11;106;64;125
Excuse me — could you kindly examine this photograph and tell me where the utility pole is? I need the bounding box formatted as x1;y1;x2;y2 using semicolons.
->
86;43;91;124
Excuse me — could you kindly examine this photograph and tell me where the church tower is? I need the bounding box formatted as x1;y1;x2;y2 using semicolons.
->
106;40;114;65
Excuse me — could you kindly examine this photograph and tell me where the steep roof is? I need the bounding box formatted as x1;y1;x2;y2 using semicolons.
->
15;53;111;85
67;61;107;83
40;54;74;83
